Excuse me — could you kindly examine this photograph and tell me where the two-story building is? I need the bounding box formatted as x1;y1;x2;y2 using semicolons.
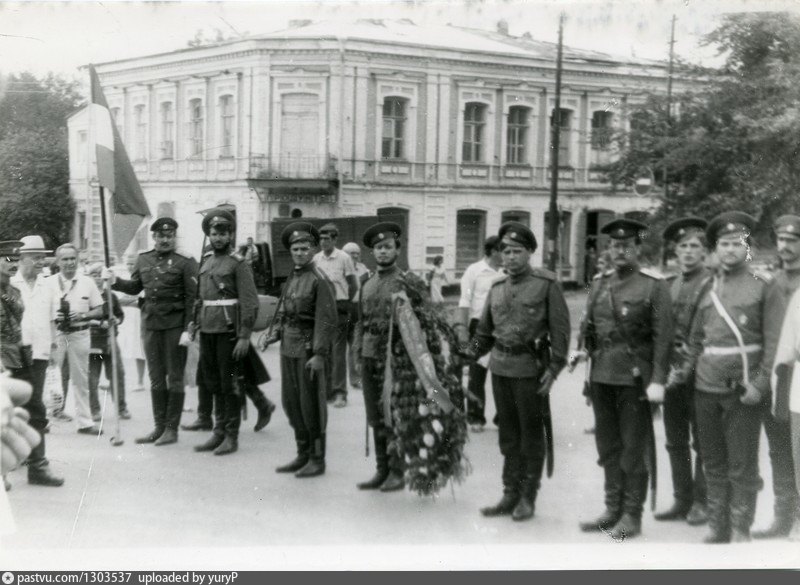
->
69;19;683;281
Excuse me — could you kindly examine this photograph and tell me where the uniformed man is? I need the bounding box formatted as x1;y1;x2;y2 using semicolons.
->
192;209;260;456
353;222;408;492
261;222;337;476
578;218;673;540
654;217;712;525
752;214;800;539
683;211;784;543
472;222;571;521
112;218;198;445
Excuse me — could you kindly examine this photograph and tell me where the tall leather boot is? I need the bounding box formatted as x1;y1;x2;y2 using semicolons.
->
379;436;404;492
195;393;226;452
512;462;538;522
136;390;168;444
752;502;796;539
702;483;731;543
276;439;309;473
155;392;184;446
296;435;325;477
609;473;646;539
482;455;521;517
214;394;241;455
26;436;64;487
655;450;693;521
357;427;389;490
580;465;623;531
245;383;276;432
183;381;213;431
730;488;758;542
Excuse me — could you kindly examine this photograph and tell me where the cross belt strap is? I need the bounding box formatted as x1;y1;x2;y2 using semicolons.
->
704;344;761;356
708;283;751;386
202;299;239;307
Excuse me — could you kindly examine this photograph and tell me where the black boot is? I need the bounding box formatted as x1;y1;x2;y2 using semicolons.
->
183;379;213;430
196;393;228;452
657;446;693;521
512;464;538;522
136;390;167;444
245;383;276;432
609;513;642;540
379;471;404;491
26;437;64;487
480;490;520;517
730;488;759;542
703;482;731;544
686;502;709;526
213;393;240;456
296;436;325;477
194;432;225;452
752;514;794;539
358;427;390;490
181;417;213;431
654;500;692;521
277;440;310;473
214;435;238;455
608;472;646;539
580;465;623;532
155;392;184;446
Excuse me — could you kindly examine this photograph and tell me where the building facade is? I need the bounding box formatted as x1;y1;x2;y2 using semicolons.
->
69;19;682;280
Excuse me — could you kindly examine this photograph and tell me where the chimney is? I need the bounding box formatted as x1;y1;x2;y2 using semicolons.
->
497;19;509;35
288;19;312;28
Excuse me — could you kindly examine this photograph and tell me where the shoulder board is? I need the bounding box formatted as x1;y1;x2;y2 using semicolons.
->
491;274;510;287
750;268;774;283
531;267;556;281
639;267;665;280
139;250;154;256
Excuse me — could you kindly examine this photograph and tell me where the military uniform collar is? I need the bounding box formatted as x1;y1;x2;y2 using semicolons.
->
720;262;749;278
614;264;638;279
376;264;400;277
294;262;313;273
681;265;705;280
507;265;533;283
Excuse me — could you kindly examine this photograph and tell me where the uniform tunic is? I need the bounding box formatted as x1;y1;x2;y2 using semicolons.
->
474;266;570;495
277;262;337;453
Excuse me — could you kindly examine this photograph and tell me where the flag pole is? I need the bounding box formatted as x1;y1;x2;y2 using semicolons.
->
98;185;124;447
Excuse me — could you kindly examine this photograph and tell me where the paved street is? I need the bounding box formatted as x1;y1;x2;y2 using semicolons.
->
2;292;799;569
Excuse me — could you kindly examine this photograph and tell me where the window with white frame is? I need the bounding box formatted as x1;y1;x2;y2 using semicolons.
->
189;98;203;158
134;104;147;160
506;106;530;165
550;108;572;166
159;102;174;160
462;103;487;163
381;97;406;160
219;94;234;158
591;111;613;151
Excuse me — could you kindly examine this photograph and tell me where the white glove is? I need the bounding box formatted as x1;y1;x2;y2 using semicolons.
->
567;350;588;373
101;267;115;284
645;383;665;403
178;331;192;347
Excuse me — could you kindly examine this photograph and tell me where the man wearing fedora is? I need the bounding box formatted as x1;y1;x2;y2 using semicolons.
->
9;236;64;486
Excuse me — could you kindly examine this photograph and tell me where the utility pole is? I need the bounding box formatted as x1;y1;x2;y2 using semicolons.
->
547;13;565;273
664;14;676;201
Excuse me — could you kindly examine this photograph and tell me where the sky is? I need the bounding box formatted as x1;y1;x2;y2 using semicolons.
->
2;0;800;87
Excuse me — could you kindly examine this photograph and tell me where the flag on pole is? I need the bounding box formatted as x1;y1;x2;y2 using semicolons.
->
88;64;150;259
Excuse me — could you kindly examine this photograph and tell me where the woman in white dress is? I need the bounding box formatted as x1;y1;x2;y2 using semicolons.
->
427;255;448;304
116;255;146;391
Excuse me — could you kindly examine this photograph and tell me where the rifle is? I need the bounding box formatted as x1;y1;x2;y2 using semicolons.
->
532;334;555;478
608;282;658;511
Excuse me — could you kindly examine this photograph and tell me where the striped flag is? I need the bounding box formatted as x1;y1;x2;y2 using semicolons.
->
89;65;150;259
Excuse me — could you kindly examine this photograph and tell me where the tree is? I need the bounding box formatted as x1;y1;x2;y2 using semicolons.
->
603;13;800;246
0;72;83;247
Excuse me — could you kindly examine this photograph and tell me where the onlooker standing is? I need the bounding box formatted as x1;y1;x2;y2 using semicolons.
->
9;235;63;486
49;244;105;435
457;235;503;431
86;263;129;422
427;255;448;304
342;242;370;389
116;254;146;392
313;223;357;408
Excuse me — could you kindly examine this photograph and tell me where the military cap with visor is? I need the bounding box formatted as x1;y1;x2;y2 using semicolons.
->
150;217;178;233
662;217;708;244
281;222;320;250
201;208;235;236
362;222;402;248
601;218;648;240
705;211;756;248
0;240;23;259
497;221;537;251
774;214;800;238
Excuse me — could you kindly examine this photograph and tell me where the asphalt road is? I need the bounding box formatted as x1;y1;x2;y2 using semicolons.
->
3;291;798;569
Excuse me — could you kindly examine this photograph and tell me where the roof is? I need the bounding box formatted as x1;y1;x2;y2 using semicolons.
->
93;18;667;72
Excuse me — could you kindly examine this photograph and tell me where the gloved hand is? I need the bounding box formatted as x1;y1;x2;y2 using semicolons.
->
178;331;192;347
645;383;665;403
101;267;115;284
567;350;588;373
739;381;762;406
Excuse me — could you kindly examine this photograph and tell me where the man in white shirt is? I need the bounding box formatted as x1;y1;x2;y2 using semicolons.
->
457;235;503;431
10;235;64;486
342;242;370;388
49;244;105;435
313;224;357;408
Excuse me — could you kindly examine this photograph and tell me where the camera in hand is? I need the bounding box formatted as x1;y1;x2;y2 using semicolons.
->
56;298;71;332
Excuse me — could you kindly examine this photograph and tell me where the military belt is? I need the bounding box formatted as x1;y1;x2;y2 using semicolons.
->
203;299;238;307
704;344;761;356
494;341;528;356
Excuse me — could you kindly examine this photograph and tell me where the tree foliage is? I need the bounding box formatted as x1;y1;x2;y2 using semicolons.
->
603;12;800;246
0;72;83;247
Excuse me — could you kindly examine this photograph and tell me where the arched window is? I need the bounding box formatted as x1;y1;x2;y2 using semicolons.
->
462;103;487;163
381;98;407;160
506;106;530;165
